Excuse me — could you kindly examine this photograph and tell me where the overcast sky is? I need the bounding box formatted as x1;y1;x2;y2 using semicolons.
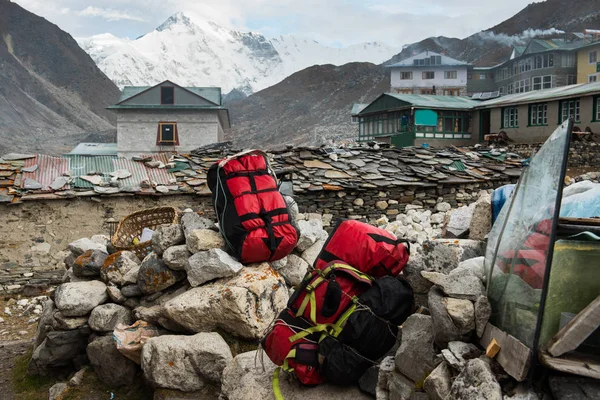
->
14;0;535;46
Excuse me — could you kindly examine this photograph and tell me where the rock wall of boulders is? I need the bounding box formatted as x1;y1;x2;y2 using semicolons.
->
509;141;600;168
294;180;514;225
0;180;514;293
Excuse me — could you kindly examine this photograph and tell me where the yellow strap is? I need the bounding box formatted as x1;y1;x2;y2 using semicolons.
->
308;291;317;323
288;323;334;342
273;367;284;400
330;303;357;338
282;349;296;371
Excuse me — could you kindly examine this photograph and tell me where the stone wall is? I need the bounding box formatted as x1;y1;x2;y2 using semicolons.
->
509;140;600;168
295;179;516;224
0;177;519;292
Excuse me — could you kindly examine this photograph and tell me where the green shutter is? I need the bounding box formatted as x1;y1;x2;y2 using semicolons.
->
501;108;505;129
594;96;599;122
528;104;532;126
557;101;563;125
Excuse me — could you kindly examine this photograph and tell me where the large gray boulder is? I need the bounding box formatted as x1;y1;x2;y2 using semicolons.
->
221;351;371;400
395;314;440;384
186;249;243;287
28;328;89;376
33;299;55;349
300;239;326;265
272;254;309;287
444;203;476;238
137;253;185;295
421;271;484;301
163;245;191;271
88;304;132;332
424;361;452;400
447;358;502;400
474;296;492;338
296;219;326;252
181;212;216;239
52;312;88;330
428;286;471;348
141;332;232;392
100;251;141;286
186;229;225;254
68;238;107;256
54;281;108;317
163;263;288;340
87;335;138;388
445;298;475;334
152;224;185;256
469;194;492;241
419;239;487;274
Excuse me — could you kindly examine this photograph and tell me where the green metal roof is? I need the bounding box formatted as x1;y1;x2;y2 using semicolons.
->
63;155;116;188
107;104;227;110
116;80;222;106
118;87;150;102
67;143;117;156
476;81;600;108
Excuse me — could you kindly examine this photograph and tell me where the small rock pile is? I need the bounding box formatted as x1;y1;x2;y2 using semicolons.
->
28;208;334;397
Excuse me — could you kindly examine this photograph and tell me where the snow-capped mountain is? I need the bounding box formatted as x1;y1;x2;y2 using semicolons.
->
78;12;398;94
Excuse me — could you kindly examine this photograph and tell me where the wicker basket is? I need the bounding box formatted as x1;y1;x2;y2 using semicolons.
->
111;207;180;259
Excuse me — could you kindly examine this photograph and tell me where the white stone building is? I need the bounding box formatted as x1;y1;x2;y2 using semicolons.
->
387;52;470;96
109;80;230;158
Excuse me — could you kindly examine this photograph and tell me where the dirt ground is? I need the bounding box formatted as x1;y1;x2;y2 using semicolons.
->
0;340;33;400
0;297;41;342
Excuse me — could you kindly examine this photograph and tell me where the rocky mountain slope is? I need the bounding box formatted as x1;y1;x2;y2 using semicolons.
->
227;63;389;147
228;0;600;147
78;12;398;95
0;0;120;155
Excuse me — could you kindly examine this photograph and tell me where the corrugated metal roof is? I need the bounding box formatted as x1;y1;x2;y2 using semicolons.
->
22;155;71;191
119;86;149;102
477;81;600;108
64;155;116;188
113;154;176;189
68;143;117;156
107;104;225;110
384;93;480;109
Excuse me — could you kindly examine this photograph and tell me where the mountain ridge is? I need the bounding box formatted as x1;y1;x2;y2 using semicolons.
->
78;12;399;94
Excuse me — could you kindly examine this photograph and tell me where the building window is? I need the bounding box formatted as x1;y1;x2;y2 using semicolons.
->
479;73;487;80
563;53;575;67
444;71;457;79
438;111;470;134
502;107;519;128
589;51;598;64
534;53;554;69
589;74;598;83
529;103;547;126
499;86;505;95
559;99;580;123
567;75;577;85
594;96;600;122
400;71;413;80
507;83;514;94
422;71;435;80
420;89;435;94
516;79;530;93
157;122;178;145
533;76;553;90
161;87;175;105
443;89;457;96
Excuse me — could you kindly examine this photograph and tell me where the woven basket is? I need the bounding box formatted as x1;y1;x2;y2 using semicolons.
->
111;207;180;259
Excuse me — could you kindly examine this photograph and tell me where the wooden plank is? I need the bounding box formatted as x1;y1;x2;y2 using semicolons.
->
548;295;600;357
480;323;532;382
539;349;600;379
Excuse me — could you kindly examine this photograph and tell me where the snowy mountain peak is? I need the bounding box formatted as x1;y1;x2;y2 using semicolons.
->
79;13;400;94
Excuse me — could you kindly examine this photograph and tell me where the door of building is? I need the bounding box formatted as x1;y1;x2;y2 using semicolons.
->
480;110;491;141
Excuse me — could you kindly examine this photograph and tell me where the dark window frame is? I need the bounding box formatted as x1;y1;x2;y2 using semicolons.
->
156;121;179;145
160;86;175;105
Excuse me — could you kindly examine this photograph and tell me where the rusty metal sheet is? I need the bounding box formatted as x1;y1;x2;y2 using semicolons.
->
21;155;70;191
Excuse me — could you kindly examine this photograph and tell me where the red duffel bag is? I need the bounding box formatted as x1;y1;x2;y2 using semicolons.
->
314;220;410;277
207;150;299;264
